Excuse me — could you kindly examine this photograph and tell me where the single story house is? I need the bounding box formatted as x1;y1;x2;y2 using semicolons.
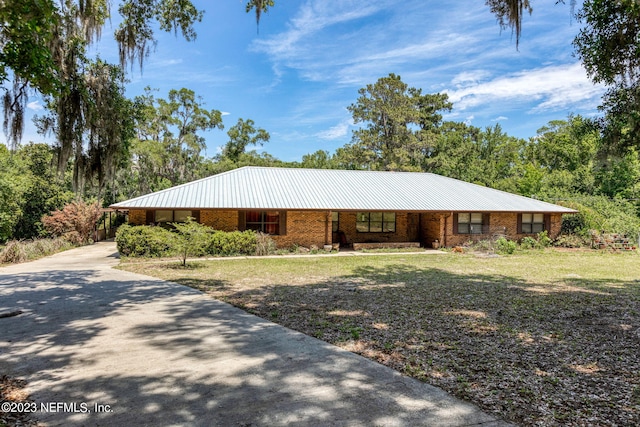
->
110;166;577;248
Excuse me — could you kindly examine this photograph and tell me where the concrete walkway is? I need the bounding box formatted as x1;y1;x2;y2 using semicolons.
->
0;242;510;426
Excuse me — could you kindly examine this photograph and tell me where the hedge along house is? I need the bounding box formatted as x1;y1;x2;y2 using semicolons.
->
110;166;577;248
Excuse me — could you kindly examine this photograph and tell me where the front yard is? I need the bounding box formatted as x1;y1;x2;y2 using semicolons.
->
120;250;640;426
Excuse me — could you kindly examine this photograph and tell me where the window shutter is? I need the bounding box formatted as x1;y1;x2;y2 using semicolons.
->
544;214;551;233
192;210;200;223
146;210;154;224
482;213;490;234
517;214;523;234
279;211;287;235
238;211;246;231
452;213;459;235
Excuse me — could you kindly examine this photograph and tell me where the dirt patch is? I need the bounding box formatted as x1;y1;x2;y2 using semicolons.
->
1;376;39;426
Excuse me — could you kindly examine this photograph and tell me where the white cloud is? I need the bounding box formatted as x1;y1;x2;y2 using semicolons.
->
445;63;605;113
492;116;508;121
27;101;44;111
316;119;352;140
221;111;230;116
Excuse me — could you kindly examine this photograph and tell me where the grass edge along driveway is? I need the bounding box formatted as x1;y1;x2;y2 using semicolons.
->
119;250;640;426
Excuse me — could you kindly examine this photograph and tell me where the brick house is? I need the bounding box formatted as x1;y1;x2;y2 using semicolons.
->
110;166;576;248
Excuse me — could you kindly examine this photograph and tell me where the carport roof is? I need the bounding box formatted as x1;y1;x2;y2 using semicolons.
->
110;166;577;213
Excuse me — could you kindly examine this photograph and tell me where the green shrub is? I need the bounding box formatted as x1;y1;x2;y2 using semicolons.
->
206;230;258;256
536;230;553;248
173;218;211;266
559;197;640;240
554;234;588;248
520;236;537;249
115;224;175;257
115;224;272;258
495;237;517;255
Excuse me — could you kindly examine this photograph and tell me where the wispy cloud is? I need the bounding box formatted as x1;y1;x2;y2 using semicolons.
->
27;101;44;111
445;63;605;114
315;118;353;140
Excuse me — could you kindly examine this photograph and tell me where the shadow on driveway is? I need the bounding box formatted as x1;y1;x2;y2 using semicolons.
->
0;243;509;426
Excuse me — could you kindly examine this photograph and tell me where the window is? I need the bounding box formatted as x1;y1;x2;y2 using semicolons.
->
356;212;396;233
521;213;545;233
154;210;193;223
456;213;485;234
245;211;280;235
331;211;339;233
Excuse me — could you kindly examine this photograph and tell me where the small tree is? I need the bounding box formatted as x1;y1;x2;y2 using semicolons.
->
172;217;210;266
41;201;101;245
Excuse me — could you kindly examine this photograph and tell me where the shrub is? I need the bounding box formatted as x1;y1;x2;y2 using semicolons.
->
41;200;101;245
115;224;175;257
255;232;276;256
558;197;640;239
471;240;494;252
495;237;517;255
536;230;553;248
520;236;537;249
554;234;588;248
206;230;259;256
0;238;72;264
173;218;210;266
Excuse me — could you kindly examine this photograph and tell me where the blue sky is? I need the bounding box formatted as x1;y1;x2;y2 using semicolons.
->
22;0;604;161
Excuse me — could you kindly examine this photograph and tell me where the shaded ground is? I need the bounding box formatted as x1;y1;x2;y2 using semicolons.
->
121;250;640;426
1;243;507;426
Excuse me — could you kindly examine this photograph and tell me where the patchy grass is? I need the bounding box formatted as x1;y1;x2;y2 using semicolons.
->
119;250;640;426
0;238;73;265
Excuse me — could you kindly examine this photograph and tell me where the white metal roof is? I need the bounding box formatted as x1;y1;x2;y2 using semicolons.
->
110;166;577;213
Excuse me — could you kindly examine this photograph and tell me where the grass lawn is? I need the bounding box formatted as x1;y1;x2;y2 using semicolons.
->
119;250;640;426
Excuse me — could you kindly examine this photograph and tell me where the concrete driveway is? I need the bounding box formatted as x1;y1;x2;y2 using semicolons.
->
0;242;510;426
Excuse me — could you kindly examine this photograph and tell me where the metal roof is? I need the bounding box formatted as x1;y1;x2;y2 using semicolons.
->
110;166;577;213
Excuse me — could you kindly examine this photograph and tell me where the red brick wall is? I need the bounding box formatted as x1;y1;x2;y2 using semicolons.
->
445;212;563;247
337;212;412;244
126;209;564;249
272;210;328;248
201;210;237;231
421;213;445;246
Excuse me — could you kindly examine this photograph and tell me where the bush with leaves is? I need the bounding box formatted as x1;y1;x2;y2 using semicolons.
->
173;218;211;266
520;236;537;250
495;237;517;255
206;230;259;256
115;224;175;257
536;230;552;248
41;200;101;244
559;197;640;241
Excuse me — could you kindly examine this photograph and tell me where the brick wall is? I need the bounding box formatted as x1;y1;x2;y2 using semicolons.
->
129;209;146;225
421;213;444;246
445;212;563;247
338;212;412;244
200;210;237;231
126;208;565;249
272;210;328;248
